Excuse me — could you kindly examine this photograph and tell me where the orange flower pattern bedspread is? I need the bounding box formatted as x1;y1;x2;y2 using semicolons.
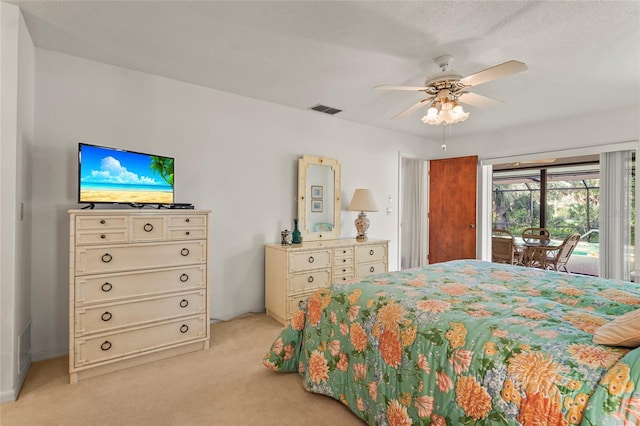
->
263;260;640;425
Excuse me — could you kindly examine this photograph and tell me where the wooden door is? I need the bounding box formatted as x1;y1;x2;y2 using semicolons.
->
428;156;477;263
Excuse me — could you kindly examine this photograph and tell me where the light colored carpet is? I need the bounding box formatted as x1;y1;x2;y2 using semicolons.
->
0;313;363;426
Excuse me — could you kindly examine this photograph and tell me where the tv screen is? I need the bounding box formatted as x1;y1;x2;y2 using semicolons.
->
78;143;174;205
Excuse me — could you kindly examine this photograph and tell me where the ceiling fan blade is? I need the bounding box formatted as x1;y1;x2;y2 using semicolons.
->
458;92;503;108
375;85;428;91
459;60;527;87
392;97;433;120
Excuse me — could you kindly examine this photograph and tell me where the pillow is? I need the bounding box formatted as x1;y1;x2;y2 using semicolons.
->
593;309;640;347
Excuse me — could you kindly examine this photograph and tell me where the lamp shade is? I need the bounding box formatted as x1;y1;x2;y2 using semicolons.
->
348;189;379;212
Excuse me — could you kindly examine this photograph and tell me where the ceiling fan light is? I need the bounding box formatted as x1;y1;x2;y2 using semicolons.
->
421;114;439;125
422;97;469;126
456;113;469;123
426;106;438;119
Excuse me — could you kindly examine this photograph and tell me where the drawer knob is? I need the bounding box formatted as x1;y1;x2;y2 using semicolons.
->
342;277;346;281
101;253;112;263
143;223;154;232
370;266;375;273
180;324;189;333
100;341;112;351
100;234;106;239
179;299;189;308
101;282;113;292
101;311;112;322
343;250;346;254
180;248;190;256
186;218;191;223
342;259;347;263
180;273;189;283
308;256;314;263
342;268;346;272
307;275;314;283
369;249;374;256
100;219;106;225
185;231;190;236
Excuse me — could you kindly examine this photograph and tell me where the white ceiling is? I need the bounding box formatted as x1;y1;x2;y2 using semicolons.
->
6;1;640;140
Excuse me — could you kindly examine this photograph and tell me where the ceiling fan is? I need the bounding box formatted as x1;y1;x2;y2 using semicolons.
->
375;55;528;122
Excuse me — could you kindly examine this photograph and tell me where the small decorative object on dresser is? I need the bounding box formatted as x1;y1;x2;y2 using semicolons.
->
281;229;292;245
347;188;379;241
292;219;302;244
68;209;211;384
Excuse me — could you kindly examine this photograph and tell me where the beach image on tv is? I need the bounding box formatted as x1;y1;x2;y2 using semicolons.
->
79;145;174;204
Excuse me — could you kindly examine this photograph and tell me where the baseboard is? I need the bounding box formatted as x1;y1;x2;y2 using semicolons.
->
0;388;17;403
210;308;266;323
31;346;68;362
0;360;30;403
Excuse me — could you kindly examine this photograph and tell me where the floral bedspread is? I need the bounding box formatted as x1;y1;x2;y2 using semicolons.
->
263;260;640;425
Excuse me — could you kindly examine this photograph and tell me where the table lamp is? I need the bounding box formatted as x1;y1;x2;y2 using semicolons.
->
348;189;379;241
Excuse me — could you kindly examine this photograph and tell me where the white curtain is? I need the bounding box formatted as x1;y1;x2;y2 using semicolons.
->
401;158;428;268
599;150;634;281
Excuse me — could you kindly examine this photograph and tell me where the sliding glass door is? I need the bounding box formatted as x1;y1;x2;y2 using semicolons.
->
493;161;602;276
492;153;635;278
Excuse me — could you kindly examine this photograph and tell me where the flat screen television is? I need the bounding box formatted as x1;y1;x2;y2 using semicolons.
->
78;143;174;206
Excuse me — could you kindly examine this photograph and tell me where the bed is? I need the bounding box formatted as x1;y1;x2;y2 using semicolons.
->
263;260;640;425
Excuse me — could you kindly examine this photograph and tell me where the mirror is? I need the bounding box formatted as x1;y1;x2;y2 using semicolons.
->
297;155;341;241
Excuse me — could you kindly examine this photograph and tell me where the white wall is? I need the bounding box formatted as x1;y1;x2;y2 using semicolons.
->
30;48;430;360
0;2;34;402
433;105;640;160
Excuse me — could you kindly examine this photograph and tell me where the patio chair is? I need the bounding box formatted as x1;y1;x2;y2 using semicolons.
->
545;233;581;273
491;229;523;265
521;227;551;245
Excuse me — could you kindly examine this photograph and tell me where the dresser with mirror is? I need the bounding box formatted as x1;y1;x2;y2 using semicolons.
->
264;155;388;325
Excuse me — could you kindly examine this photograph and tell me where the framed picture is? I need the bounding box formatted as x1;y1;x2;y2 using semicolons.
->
311;185;323;199
311;200;323;212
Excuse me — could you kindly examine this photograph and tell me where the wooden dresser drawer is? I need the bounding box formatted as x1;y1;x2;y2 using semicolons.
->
76;216;127;230
289;250;331;272
75;241;207;275
356;260;387;278
289;269;330;294
168;227;207;240
333;255;353;267
75;265;206;305
333;247;353;258
74;315;207;367
168;215;207;227
288;293;313;319
76;229;128;245
131;217;166;241
76;290;206;335
333;266;354;282
355;244;387;262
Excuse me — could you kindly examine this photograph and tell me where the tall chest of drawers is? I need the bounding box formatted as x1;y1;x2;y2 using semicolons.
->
68;209;210;383
265;238;388;325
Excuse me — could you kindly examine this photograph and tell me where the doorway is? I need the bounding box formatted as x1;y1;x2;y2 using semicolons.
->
398;155;477;269
492;156;601;276
480;142;638;281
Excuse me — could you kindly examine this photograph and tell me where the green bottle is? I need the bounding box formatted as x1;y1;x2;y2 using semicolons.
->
292;218;302;244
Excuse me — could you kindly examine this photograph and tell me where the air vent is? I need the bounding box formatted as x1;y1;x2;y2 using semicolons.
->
309;104;342;115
